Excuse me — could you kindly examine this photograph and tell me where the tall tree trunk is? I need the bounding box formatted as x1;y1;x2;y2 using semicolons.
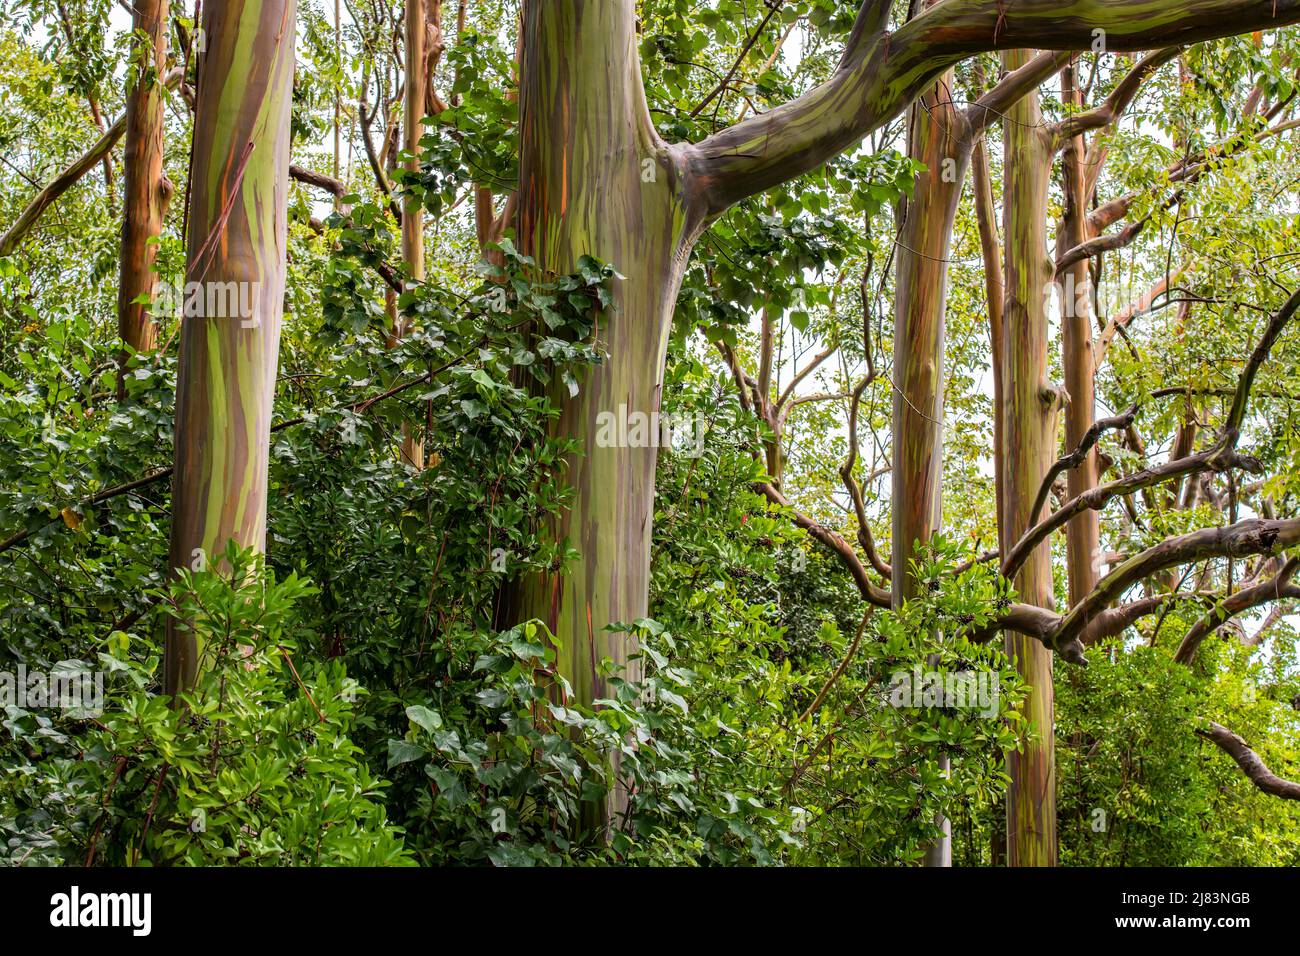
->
116;0;171;396
164;0;296;695
890;41;1067;866
973;135;1006;545
1058;60;1101;608
332;0;342;211
999;49;1059;867
397;0;427;468
893;68;967;868
505;0;697;788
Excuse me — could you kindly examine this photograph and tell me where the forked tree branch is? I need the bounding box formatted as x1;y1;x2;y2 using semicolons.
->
1053;47;1181;141
1052;517;1300;649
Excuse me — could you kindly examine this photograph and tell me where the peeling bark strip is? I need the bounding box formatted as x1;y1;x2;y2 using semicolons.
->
117;0;171;389
165;0;296;695
1197;722;1300;800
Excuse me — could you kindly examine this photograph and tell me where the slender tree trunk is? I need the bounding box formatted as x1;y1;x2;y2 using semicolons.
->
973;135;1006;545
504;1;697;810
1058;60;1101;607
333;0;342;212
116;0;171;397
893;68;969;868
395;0;428;468
164;0;296;695
999;49;1059;867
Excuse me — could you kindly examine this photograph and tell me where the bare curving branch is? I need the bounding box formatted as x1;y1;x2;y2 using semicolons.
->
1173;556;1300;664
1196;722;1300;800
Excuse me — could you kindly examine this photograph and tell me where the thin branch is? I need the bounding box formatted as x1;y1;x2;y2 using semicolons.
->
799;605;874;722
688;0;785;120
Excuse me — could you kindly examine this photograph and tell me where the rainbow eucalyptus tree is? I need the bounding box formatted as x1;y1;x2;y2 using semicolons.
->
164;0;296;695
115;0;170;393
504;0;1300;770
993;46;1178;865
891;40;1069;867
997;47;1061;868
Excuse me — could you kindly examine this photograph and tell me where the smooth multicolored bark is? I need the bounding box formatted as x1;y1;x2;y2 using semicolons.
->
401;0;427;288
893;66;959;868
116;0;171;394
164;0;295;695
999;49;1059;868
504;0;697;752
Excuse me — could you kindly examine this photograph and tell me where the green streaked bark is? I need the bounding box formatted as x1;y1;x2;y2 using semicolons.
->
503;0;698;815
165;0;296;695
999;49;1059;868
